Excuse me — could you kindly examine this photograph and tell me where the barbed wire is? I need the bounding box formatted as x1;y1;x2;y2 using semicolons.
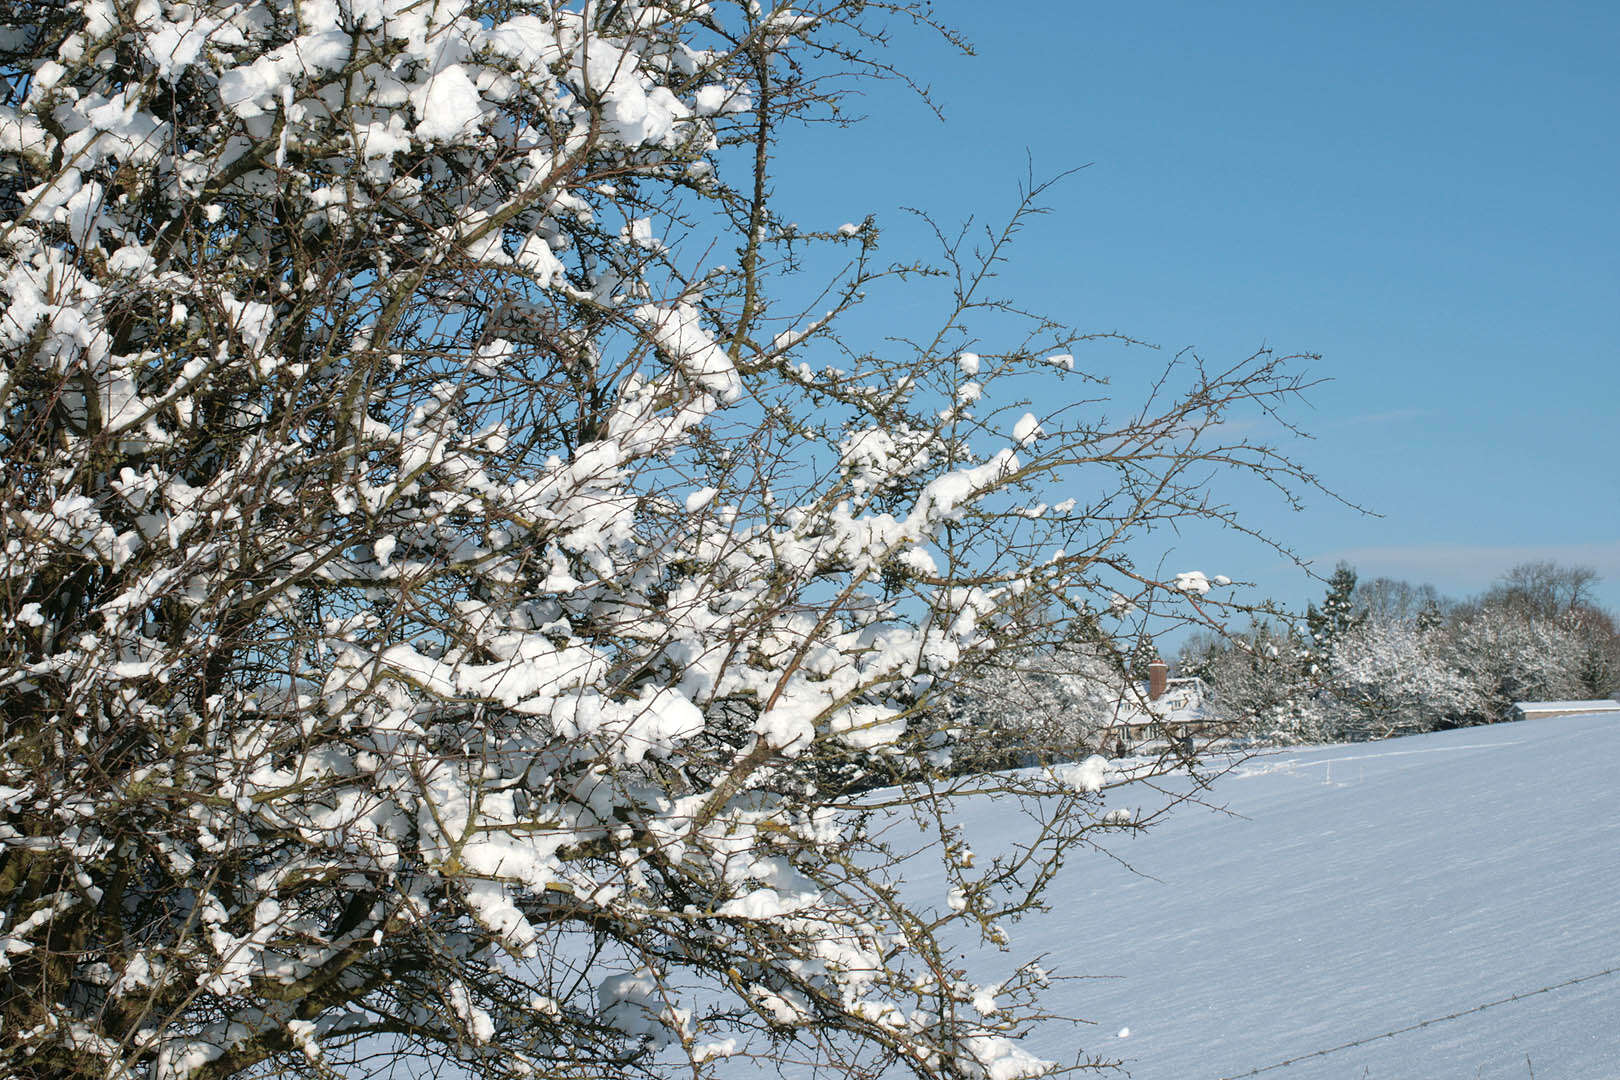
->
1217;961;1620;1079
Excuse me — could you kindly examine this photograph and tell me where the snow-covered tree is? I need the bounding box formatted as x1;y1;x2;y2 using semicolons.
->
1181;621;1323;743
1475;562;1618;699
1352;575;1448;625
0;2;1329;1077
1446;606;1591;721
1480;560;1602;621
1567;607;1620;699
1319;618;1479;738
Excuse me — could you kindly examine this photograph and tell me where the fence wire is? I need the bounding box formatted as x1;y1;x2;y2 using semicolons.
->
1218;961;1620;1079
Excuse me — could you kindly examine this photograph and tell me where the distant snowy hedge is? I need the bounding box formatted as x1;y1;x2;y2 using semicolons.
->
1185;563;1619;742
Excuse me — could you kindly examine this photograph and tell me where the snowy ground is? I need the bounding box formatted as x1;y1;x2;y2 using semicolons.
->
936;711;1620;1079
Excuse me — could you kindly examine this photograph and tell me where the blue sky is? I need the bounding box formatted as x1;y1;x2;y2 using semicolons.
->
766;0;1620;616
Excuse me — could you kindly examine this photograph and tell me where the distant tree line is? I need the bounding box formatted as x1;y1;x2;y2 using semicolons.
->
1181;561;1620;742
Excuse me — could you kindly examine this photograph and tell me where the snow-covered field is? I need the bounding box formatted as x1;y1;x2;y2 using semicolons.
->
941;711;1620;1078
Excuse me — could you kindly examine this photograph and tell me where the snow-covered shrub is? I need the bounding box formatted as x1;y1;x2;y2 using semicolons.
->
0;2;1329;1077
952;642;1138;768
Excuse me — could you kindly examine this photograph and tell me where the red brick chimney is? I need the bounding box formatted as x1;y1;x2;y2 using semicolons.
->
1148;658;1169;701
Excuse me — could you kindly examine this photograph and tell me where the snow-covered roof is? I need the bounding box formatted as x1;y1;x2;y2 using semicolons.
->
1514;699;1620;713
1094;678;1213;733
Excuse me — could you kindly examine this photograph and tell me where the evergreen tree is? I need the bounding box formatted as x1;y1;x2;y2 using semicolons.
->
1128;633;1160;682
1305;562;1365;663
1416;600;1446;634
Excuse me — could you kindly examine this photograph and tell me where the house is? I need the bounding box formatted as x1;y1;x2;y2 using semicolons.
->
1099;660;1230;755
1512;699;1620;722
